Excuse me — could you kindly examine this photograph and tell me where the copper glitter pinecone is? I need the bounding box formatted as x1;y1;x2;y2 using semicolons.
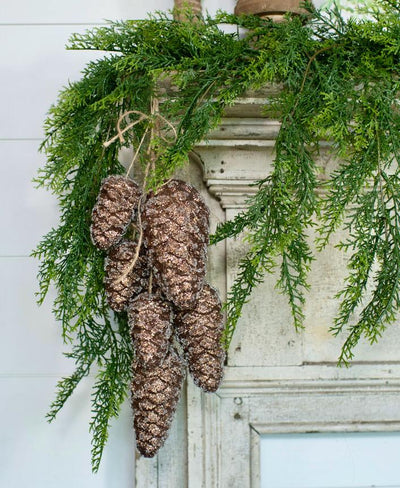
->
142;179;209;311
104;239;150;312
174;284;225;392
131;349;184;458
128;292;172;368
91;175;141;251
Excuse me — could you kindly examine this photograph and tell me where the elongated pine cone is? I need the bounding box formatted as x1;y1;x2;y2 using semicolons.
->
174;284;225;392
91;175;141;250
142;179;209;310
128;293;172;368
131;349;184;458
104;240;150;312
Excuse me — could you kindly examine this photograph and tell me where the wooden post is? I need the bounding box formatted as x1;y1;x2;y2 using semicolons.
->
234;0;313;21
173;0;202;20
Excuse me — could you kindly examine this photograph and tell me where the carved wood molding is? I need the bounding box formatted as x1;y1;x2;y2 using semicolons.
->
135;83;400;487
186;364;400;488
193;89;281;209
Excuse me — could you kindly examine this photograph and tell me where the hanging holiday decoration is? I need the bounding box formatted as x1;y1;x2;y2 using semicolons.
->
34;0;400;471
174;284;224;392
90;175;142;251
104;239;150;312
131;349;184;458
128;293;172;368
142;179;210;311
88;99;221;458
120;175;221;457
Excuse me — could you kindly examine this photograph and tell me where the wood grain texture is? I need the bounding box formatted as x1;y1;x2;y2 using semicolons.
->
135;89;400;487
2;0;172;24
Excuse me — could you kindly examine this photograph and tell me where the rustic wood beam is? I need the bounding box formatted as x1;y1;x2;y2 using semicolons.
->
173;0;202;20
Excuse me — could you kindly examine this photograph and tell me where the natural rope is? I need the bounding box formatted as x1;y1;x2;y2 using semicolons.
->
114;99;165;285
125;127;150;178
103;111;147;148
104;110;177;149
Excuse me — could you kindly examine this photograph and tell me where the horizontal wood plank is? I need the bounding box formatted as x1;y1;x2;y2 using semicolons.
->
1;0;172;24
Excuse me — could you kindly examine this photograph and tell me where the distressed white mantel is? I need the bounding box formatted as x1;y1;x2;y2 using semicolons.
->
135;87;400;488
195;86;281;209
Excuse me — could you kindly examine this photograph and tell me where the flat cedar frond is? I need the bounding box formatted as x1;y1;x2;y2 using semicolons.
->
210;182;272;245
46;360;94;423
90;345;132;472
334;171;400;365
223;248;276;348
35;1;400;470
277;235;314;331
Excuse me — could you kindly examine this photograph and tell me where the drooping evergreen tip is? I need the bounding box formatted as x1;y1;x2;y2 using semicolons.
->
34;0;400;470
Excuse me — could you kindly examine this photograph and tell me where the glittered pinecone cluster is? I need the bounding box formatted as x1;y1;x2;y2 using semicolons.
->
91;175;141;251
90;176;225;458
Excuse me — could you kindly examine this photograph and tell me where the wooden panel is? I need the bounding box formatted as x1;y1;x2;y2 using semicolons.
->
1;0;173;24
0;257;72;375
213;365;400;488
0;141;58;256
158;386;188;488
225;210;304;367
0;25;102;139
302;228;400;364
0;376;135;488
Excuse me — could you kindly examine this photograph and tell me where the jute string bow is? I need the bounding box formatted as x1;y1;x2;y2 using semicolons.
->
103;100;177;287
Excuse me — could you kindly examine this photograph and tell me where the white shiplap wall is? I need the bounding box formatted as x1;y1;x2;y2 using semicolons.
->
0;2;175;487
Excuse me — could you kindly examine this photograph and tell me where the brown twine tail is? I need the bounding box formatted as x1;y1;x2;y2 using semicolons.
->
103;111;148;148
148;270;153;295
125;126;150;178
143;96;156;191
150;98;160;176
108;96;180;287
114;197;145;285
116;139;154;286
104;102;177;154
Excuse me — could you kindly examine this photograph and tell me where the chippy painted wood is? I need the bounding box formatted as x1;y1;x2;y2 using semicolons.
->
201;364;400;488
135;88;400;487
134;157;225;487
135;386;188;488
183;365;400;488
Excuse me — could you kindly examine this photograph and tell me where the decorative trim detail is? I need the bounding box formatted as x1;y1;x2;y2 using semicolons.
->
193;94;279;209
185;365;400;487
135;88;400;487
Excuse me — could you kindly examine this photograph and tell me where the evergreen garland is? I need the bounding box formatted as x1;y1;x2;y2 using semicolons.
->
33;0;400;470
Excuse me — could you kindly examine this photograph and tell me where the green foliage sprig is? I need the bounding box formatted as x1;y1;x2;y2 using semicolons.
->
34;0;400;470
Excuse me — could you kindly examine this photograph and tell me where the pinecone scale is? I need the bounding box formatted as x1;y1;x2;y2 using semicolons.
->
129;293;172;368
174;284;225;392
131;349;184;458
91;175;141;250
142;179;209;311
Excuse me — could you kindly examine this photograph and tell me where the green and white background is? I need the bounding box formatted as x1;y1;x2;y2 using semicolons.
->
1;1;400;487
0;1;170;486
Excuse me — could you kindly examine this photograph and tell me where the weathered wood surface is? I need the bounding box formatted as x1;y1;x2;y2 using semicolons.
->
135;88;400;488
